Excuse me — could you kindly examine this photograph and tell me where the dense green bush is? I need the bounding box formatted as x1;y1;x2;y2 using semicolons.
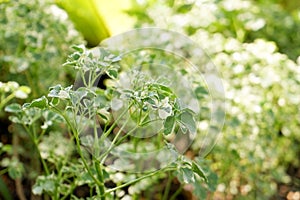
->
5;43;213;199
129;0;300;61
0;0;83;199
1;0;300;199
128;0;300;198
0;0;83;98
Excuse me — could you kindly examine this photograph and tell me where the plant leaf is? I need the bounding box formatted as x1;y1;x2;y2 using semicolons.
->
176;3;193;14
5;103;22;113
192;161;208;182
178;167;195;183
24;96;48;109
164;115;175;135
193;181;207;200
194;86;208;100
32;175;56;195
106;68;118;79
178;110;196;134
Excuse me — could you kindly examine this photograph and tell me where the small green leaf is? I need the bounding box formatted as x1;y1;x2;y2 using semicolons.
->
145;97;156;107
152;83;175;99
8;116;22;124
25;96;48;109
164;115;175;135
178;110;196;134
207;172;218;191
72;45;85;53
94;94;107;108
5;103;22;113
49;97;59;106
71;52;81;60
32;175;56;195
32;186;43;195
194;86;208;100
193;181;207;199
8;165;23;179
4;158;24;179
69;88;88;105
98;110;110;123
192;161;208;182
158;105;172;119
43;110;64;124
48;84;62;98
48;85;71;99
106;68;118;79
176;3;193;14
178;167;195;183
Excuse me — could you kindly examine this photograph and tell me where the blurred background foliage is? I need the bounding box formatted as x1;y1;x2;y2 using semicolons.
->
0;0;84;98
126;0;300;199
0;0;300;199
125;0;300;199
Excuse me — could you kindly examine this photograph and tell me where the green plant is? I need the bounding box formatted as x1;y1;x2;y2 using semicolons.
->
0;1;84;198
129;0;300;61
0;0;84;98
127;0;300;199
5;45;214;199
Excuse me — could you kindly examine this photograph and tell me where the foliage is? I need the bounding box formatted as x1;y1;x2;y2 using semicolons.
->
5;46;212;199
129;0;300;61
0;0;84;98
0;0;83;199
127;0;300;198
1;0;300;199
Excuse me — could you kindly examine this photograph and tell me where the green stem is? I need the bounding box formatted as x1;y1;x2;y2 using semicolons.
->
91;71;103;87
104;167;176;195
99;118;137;165
73;121;105;191
88;70;93;88
80;70;88;88
93;115;100;157
162;172;173;200
37;128;46;143
23;125;50;175
94;160;105;200
0;168;8;176
0;93;15;111
139;118;160;126
51;107;104;189
100;102;133;142
169;184;183;200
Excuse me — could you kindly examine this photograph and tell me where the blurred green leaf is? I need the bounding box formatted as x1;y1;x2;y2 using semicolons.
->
178;167;195;184
106;68;118;79
192;161;208;182
23;96;48;109
32;175;56;195
178;110;196;134
193;182;207;200
163;115;175;135
176;3;193;14
5;103;22;113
